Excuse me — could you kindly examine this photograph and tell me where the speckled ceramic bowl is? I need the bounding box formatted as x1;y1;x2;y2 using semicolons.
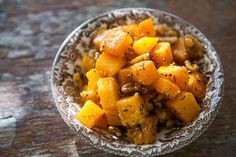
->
51;8;224;156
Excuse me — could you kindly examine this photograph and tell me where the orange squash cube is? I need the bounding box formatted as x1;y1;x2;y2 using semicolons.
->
80;54;96;73
93;29;107;49
133;37;159;55
118;68;133;85
117;93;147;127
86;68;104;90
127;116;157;144
188;72;206;101
138;18;156;37
158;65;188;91
153;78;180;99
122;24;140;40
96;52;126;76
166;92;201;123
100;28;133;57
150;42;173;66
130;60;159;85
122;18;156;40
80;90;99;103
76;100;104;128
104;108;122;126
97;77;120;110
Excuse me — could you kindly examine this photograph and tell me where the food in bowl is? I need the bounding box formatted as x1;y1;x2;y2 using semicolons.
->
73;18;206;144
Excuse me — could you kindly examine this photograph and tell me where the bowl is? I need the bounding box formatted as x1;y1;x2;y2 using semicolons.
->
51;8;224;156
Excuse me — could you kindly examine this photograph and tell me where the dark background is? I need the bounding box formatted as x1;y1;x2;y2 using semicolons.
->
0;0;236;157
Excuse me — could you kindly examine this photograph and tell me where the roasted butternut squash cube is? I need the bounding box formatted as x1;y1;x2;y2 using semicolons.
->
138;18;156;37
166;92;201;123
117;93;147;127
79;54;96;73
96;52;126;76
150;42;173;66
104;108;122;126
127;116;157;144
93;29;107;49
76;100;104;128
96;114;108;129
86;68;104;90
122;24;140;40
100;28;133;57
158;65;188;91
80;90;99;103
153;78;180;99
188;72;206;101
172;37;189;65
118;68;133;85
133;37;159;55
122;18;155;41
97;77;120;110
130;60;159;85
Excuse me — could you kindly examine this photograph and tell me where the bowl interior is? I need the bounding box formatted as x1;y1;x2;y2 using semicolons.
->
51;8;223;156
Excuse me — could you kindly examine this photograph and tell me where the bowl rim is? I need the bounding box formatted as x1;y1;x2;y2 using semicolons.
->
51;7;224;156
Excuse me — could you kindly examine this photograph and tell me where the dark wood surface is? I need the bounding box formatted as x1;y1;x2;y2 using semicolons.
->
0;0;236;156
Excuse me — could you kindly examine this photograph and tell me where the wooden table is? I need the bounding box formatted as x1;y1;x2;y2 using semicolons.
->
0;0;235;156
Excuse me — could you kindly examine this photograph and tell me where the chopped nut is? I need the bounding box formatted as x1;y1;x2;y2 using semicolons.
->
144;96;154;112
155;24;178;37
87;49;98;58
80;90;98;102
184;36;194;48
73;72;83;87
159;36;178;44
94;51;100;60
152;93;165;102
153;102;162;108
108;126;122;137
166;29;178;37
184;34;204;59
73;72;81;81
155;108;173;121
130;53;150;65
166;119;176;129
184;60;199;72
121;83;147;95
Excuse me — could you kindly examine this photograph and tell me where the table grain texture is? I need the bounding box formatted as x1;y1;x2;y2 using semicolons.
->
0;0;236;157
